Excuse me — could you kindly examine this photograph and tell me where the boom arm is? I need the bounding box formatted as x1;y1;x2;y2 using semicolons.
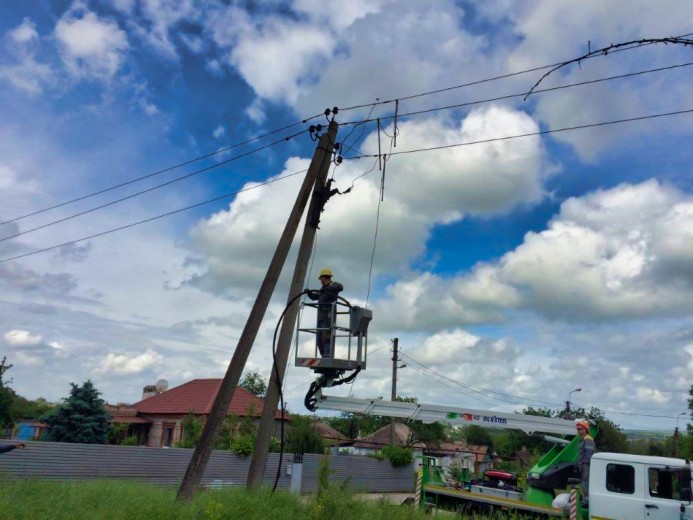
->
314;392;577;435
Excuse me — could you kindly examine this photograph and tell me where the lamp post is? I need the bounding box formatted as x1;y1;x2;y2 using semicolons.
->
674;412;687;458
676;411;687;431
566;387;582;418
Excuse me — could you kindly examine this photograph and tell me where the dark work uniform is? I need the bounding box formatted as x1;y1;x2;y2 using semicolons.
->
0;444;19;454
307;281;343;357
578;434;595;504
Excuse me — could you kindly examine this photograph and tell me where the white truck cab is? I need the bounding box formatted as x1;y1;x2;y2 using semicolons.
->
589;453;693;520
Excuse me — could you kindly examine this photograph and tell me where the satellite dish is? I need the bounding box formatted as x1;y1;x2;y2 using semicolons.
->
155;379;169;392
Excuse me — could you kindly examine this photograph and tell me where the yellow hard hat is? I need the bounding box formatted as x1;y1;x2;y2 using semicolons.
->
318;268;333;279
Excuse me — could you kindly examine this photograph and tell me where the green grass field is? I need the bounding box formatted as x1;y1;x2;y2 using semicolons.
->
0;479;442;520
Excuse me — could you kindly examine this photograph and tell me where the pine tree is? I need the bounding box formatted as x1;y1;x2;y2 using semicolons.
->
44;380;111;444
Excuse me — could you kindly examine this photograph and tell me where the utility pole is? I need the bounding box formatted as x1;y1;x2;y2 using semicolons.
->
246;121;338;488
176;131;324;502
390;338;399;446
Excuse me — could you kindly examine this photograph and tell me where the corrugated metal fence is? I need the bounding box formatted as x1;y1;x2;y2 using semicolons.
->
0;442;414;493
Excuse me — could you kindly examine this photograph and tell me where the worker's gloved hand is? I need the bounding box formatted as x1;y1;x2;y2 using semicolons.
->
303;288;311;294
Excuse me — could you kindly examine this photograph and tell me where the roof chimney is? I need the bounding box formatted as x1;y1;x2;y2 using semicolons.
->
142;385;158;400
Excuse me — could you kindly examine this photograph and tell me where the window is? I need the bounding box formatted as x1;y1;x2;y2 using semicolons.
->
648;468;681;501
606;464;635;494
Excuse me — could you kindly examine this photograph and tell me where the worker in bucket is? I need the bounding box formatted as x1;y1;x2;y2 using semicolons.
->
305;268;343;357
576;419;595;507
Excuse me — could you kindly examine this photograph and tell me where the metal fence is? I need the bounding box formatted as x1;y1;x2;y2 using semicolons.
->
0;441;415;493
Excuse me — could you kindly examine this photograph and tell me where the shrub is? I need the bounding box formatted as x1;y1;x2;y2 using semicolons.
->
121;436;138;446
230;435;254;456
382;446;413;467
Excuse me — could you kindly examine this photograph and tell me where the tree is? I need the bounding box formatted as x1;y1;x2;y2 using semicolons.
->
0;357;18;429
285;415;324;454
239;371;267;398
463;425;494;448
43;380;111;444
177;413;204;448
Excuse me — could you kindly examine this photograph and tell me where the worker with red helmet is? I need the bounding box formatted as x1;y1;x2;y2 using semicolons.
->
305;268;343;357
576;419;595;507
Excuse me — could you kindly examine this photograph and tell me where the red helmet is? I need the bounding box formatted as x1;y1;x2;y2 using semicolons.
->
576;420;590;431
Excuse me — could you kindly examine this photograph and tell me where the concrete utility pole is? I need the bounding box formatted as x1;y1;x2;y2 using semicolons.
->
176;130;327;502
390;338;399;446
246;121;338;489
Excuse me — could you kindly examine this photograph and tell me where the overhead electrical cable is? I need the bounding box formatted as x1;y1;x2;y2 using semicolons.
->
0;129;306;242
0;168;307;264
338;32;693;112
400;352;563;407
340;62;693;128
4;110;690;263
346;109;693;160
0;115;324;226
0;158;385;263
401;352;680;420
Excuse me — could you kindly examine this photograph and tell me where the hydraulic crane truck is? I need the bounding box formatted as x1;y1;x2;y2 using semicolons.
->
295;300;693;518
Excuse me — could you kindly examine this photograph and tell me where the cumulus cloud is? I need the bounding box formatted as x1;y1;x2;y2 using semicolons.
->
55;7;129;79
495;0;693;159
185;106;551;295
375;179;693;328
96;348;163;376
4;329;43;347
9;17;38;44
0;18;52;94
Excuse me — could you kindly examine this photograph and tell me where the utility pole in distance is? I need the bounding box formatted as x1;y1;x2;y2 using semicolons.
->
247;121;338;489
176;130;323;502
390;338;399;446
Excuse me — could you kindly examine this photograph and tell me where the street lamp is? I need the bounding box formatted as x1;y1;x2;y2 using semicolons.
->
676;412;687;431
567;387;582;418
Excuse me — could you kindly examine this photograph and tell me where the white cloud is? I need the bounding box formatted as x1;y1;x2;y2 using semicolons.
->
212;125;225;139
4;329;43;347
186;106;551;295
96;349;163;376
55;8;129;79
635;387;669;405
378;179;693;329
0;18;52;94
9;17;38;44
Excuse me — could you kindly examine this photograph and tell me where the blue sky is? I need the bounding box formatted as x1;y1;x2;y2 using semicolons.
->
0;0;692;431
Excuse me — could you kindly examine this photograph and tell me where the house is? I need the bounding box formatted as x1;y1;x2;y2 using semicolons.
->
14;419;49;441
108;379;289;448
424;440;474;474
469;444;495;475
311;421;349;447
350;422;425;456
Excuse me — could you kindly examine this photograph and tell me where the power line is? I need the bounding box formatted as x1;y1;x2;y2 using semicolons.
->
0;129;306;243
0;158;383;263
5;109;690;263
339;32;693;112
0;169;307;264
341;62;693;127
347;109;693;160
401;352;681;420
400;352;562;407
1;116;324;226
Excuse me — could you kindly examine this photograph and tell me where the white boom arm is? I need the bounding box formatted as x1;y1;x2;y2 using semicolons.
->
314;392;577;435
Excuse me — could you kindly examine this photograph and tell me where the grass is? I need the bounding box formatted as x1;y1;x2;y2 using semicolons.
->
0;479;439;520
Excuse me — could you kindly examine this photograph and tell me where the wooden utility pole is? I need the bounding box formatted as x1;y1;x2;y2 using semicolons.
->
390;337;399;446
246;121;338;488
176;132;325;502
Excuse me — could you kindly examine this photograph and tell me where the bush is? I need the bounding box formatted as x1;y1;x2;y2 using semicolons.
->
382;446;413;467
231;435;254;456
121;436;138;446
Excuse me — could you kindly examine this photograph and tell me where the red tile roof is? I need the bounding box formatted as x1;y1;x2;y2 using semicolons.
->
132;379;287;419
